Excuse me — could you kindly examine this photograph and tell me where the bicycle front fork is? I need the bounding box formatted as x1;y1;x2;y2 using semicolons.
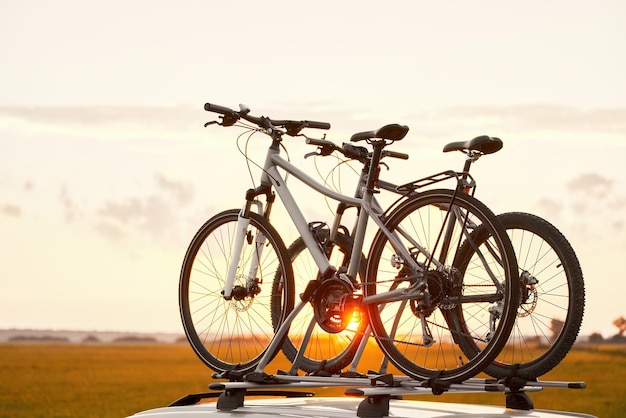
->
223;199;269;300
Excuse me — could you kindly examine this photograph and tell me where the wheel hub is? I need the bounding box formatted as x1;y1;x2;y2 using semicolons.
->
519;271;539;317
411;269;462;316
227;275;255;312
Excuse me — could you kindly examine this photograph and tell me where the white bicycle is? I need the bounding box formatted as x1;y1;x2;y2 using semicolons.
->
178;103;520;383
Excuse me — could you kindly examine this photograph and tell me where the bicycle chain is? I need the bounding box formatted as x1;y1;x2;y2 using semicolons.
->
341;280;497;347
337;310;489;347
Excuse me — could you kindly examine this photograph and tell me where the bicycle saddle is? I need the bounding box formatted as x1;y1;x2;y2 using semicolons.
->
442;135;503;155
350;123;409;142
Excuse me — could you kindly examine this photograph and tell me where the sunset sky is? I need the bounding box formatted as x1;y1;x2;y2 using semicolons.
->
1;0;625;338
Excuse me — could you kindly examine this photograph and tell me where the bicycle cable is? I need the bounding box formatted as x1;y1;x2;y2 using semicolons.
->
314;153;360;215
234;123;288;189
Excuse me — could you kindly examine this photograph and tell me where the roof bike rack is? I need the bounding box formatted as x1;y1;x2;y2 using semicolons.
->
191;372;587;417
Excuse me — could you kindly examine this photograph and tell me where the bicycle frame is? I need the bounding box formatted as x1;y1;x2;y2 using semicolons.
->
323;155;501;290
302;151;510;371
180;105;523;383
311;152;505;374
220;134;509;375
218;136;447;373
229;138;429;302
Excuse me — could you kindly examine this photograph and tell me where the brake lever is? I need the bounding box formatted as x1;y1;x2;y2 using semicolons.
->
204;121;219;127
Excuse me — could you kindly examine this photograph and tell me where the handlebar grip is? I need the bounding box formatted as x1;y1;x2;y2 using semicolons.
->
383;150;409;160
306;138;334;147
304;120;331;130
204;103;236;115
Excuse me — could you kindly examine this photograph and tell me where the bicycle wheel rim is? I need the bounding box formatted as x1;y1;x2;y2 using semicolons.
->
486;212;585;379
179;209;294;374
366;189;519;382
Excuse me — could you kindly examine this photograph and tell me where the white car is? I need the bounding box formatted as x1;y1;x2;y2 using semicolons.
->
128;375;596;418
130;396;596;418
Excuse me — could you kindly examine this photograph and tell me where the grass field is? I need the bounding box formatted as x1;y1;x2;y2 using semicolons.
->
0;342;623;417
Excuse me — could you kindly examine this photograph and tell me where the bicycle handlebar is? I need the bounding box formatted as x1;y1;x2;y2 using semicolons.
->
204;102;331;135
306;137;409;163
383;149;410;160
204;102;235;115
204;102;407;162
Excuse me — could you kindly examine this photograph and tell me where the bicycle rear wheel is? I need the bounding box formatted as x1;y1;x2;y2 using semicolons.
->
276;229;367;373
462;212;585;379
179;209;294;374
365;189;519;382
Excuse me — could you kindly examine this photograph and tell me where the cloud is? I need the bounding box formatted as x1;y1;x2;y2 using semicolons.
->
564;172;616;215
96;173;195;242
0;204;21;218
0;105;204;139
566;173;614;197
538;172;626;248
99;197;143;224
0;178;34;219
534;198;564;219
97;195;172;241
3;104;625;139
404;105;626;138
154;173;193;205
94;220;124;241
59;186;77;223
612;219;624;233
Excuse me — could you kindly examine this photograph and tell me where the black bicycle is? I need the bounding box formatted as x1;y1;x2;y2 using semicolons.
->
445;136;584;379
286;134;584;380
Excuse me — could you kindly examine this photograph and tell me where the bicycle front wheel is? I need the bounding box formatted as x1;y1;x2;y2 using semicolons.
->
479;212;585;379
179;209;294;374
365;189;519;382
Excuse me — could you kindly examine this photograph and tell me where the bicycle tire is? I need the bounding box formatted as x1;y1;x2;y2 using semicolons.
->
179;209;294;374
276;230;367;373
365;189;519;382
459;212;585;379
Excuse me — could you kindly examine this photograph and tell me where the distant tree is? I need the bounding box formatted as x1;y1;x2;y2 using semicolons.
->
113;335;158;343
551;318;565;338
82;334;101;343
588;333;604;343
9;335;69;343
613;316;626;336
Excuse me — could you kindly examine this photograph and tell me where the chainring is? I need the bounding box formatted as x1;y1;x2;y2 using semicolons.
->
313;277;359;334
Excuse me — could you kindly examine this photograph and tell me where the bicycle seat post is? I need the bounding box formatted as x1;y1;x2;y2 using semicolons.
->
365;141;386;194
344;140;386;279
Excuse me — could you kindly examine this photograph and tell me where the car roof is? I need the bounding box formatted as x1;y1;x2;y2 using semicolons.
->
129;396;597;418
